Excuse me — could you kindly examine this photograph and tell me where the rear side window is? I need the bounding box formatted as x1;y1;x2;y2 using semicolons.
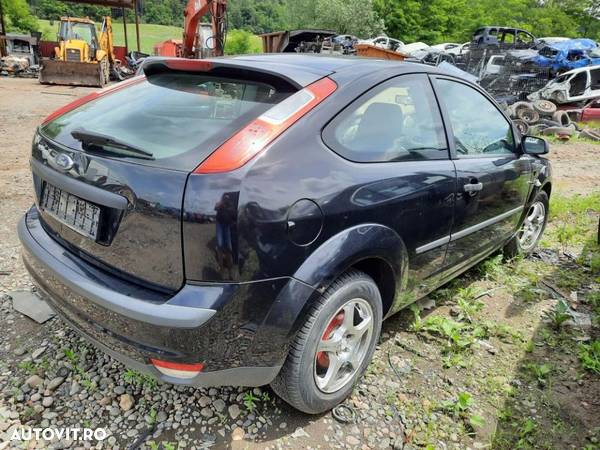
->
323;74;448;163
41;72;292;171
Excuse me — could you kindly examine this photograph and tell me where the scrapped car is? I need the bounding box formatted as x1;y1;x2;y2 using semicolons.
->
471;26;537;49
360;35;404;52
566;98;600;122
533;38;600;72
399;42;430;55
19;55;552;414
529;65;600;104
430;43;461;52
446;42;470;56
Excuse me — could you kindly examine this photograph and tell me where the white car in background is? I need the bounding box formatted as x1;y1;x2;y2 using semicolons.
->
359;35;405;52
430;43;461;52
529;65;600;104
399;42;430;55
446;42;471;56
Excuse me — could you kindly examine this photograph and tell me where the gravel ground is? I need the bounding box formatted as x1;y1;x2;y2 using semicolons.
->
0;77;599;450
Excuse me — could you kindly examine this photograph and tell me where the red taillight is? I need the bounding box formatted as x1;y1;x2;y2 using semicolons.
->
150;359;205;379
41;76;146;125
194;76;338;174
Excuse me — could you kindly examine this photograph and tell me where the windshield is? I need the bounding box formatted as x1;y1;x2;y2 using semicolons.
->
60;21;95;45
41;72;292;171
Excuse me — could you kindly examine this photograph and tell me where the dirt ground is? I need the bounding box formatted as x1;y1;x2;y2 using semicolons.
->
0;77;599;450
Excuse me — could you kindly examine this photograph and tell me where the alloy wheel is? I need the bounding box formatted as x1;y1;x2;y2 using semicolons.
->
518;201;546;251
314;298;374;393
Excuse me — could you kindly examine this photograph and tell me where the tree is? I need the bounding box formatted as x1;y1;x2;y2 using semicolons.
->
224;28;262;54
374;0;599;44
144;1;172;25
314;0;384;37
2;0;38;33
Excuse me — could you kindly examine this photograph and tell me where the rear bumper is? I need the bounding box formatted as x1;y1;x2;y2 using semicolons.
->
17;206;313;386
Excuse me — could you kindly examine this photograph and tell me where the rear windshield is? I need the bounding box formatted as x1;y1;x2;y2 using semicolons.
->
41;72;292;171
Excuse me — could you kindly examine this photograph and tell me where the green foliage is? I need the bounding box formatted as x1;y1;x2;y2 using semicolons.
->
123;368;158;389
525;362;552;385
517;418;538;449
313;0;384;37
17;360;36;374
578;340;600;375
224;29;262;55
441;391;473;416
543;299;572;330
422;316;475;354
373;0;598;44
2;0;39;33
243;391;259;412
62;347;78;363
441;392;485;432
23;0;600;49
455;287;484;323
409;303;424;332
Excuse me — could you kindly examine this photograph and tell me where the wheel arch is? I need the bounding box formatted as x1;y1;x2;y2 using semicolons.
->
293;223;408;319
252;224;409;367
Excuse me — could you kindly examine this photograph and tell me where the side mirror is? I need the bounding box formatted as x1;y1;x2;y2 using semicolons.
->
522;135;549;155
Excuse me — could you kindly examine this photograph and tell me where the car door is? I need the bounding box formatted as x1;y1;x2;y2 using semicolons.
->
432;76;533;272
322;73;457;302
568;70;589;101
582;99;600;121
589;67;600;97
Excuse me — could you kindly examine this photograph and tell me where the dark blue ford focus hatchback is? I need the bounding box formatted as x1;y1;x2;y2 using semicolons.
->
19;54;552;413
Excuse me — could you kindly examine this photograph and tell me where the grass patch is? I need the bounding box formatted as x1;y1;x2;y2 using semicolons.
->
123;368;158;390
39;19;182;54
37;20;263;55
578;340;600;375
541;192;600;249
542;132;600;146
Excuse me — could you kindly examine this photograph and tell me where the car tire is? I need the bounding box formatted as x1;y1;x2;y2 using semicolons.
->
517;107;540;124
271;270;382;414
532;99;557;116
504;191;549;258
552;110;570;126
512;119;529;135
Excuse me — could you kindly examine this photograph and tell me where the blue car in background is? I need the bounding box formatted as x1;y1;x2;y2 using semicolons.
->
533;38;600;72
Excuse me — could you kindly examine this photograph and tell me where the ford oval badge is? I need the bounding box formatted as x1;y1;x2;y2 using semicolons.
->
55;153;74;171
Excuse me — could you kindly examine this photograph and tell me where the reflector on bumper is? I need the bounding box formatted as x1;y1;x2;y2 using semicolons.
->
150;359;205;379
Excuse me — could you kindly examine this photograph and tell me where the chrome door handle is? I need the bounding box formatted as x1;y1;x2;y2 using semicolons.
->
463;182;483;193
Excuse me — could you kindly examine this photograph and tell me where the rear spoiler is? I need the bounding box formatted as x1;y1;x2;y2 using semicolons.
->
139;57;330;89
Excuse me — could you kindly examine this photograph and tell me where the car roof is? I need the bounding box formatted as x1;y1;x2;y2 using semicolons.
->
229;53;443;81
144;54;455;90
561;64;599;76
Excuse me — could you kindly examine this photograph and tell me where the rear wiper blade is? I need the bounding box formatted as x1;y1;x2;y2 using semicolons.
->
71;128;154;160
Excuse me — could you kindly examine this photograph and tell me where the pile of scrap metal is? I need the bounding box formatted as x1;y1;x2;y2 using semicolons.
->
0;33;40;77
260;29;337;54
504;98;600;142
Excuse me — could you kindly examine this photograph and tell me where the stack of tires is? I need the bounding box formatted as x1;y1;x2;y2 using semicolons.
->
505;100;579;140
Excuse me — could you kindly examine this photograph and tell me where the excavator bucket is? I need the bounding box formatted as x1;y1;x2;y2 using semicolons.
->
39;58;105;88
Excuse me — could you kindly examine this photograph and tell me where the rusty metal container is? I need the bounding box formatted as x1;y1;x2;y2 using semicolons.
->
355;44;407;60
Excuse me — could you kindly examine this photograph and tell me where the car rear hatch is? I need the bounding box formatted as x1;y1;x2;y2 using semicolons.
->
33;58;330;291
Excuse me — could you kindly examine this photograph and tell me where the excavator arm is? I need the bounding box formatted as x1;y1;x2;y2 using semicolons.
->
98;16;115;65
182;0;227;58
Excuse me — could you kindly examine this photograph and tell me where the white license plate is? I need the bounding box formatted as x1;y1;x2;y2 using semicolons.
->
41;184;100;240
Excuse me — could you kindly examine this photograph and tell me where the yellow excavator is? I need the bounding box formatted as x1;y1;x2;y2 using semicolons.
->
39;16;115;87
